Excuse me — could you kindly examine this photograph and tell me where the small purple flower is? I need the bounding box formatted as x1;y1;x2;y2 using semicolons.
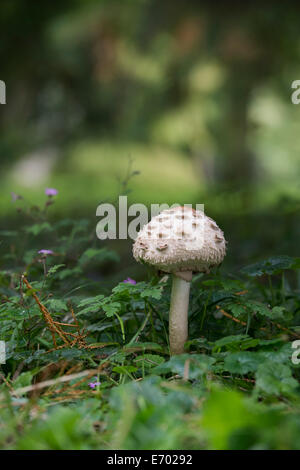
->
88;380;101;389
123;277;136;285
45;188;58;197
38;249;54;255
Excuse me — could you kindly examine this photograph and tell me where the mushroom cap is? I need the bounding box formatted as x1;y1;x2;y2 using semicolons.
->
132;206;226;274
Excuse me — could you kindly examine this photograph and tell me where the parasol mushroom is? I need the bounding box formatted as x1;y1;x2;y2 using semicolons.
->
133;206;226;355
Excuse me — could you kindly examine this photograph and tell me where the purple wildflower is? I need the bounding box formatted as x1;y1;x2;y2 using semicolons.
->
45;188;58;197
123;277;136;285
88;381;101;389
38;249;54;255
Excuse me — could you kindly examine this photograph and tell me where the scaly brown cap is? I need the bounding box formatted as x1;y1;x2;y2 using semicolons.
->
133;206;226;274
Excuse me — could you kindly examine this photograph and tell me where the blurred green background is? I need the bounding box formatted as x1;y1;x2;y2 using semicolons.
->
1;0;300;274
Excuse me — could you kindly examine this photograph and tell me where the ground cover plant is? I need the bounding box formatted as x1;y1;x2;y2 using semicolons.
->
0;191;300;450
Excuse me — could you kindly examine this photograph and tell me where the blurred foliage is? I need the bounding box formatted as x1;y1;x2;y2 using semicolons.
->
0;194;300;450
1;1;300;208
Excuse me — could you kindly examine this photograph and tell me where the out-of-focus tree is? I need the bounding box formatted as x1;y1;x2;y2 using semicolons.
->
1;0;300;194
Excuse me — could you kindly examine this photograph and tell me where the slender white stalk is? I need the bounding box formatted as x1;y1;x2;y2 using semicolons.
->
169;273;191;355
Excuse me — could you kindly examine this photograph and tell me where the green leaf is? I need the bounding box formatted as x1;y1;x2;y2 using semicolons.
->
245;300;271;317
258;343;293;364
140;285;163;300
255;362;298;396
102;302;121;318
134;354;165;368
270;306;289;320
112;365;138;374
202;388;258;450
226;300;272;318
241;256;300;277
78;295;105;308
13;370;39;389
213;335;260;352
47;264;66;276
25;222;53;236
46;298;68;313
224;351;261;374
77;295;105;315
226;302;247;317
153;354;215;379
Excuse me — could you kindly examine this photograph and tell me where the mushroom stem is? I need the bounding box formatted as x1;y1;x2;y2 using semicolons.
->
169;272;192;355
